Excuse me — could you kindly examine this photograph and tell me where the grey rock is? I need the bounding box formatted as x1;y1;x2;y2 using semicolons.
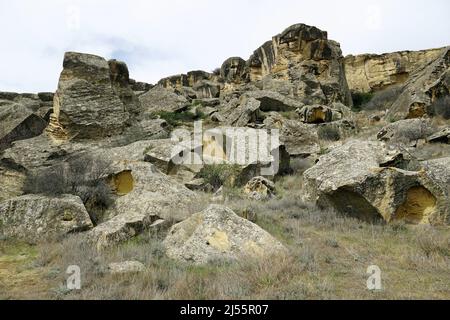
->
107;261;146;274
163;205;287;265
303;140;449;224
0;194;93;243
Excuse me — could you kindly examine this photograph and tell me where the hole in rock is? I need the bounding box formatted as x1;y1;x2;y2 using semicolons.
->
326;188;384;223
395;186;436;224
112;170;134;196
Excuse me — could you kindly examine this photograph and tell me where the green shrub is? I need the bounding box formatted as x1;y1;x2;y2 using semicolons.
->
429;96;450;119
24;155;113;225
152;109;206;127
351;91;373;111
197;164;241;191
364;86;402;111
318;125;341;141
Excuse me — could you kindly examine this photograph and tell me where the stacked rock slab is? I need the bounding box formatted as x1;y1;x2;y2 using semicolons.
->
48;52;131;140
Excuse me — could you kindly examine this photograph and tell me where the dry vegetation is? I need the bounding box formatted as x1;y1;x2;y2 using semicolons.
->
1;167;449;300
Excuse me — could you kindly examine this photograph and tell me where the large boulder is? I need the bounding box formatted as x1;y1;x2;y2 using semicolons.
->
278;120;320;157
0;194;93;243
139;85;189;114
86;161;196;250
377;118;434;146
163;205;287;264
220;57;248;84
49;52;131;140
303;140;449;225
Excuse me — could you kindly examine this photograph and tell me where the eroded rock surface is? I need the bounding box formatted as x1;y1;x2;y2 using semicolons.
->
0;194;93;243
163;205;287;264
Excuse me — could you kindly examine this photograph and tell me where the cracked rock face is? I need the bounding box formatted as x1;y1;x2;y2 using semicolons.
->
163;205;287;265
303;140;449;225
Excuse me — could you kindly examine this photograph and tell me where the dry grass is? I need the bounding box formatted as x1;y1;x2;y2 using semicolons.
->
1;171;449;300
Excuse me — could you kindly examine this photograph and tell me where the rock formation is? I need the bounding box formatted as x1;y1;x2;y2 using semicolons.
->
163;205;287;264
303;140;449;225
0;194;93;243
48;52;135;140
345;47;445;93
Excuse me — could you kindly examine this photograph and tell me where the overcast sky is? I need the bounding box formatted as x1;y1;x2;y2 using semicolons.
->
1;0;449;93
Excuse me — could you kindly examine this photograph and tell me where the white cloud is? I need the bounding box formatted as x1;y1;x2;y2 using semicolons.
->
0;0;449;92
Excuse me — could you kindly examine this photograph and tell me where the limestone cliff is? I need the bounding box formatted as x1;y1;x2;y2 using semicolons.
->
344;47;446;93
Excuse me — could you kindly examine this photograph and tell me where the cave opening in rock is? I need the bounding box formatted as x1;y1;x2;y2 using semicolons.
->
112;170;134;196
326;188;384;223
395;186;436;224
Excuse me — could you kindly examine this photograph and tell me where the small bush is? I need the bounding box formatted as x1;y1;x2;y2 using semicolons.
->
197;164;241;191
351;91;373;111
152;109;206;127
429;96;450;119
24;154;113;225
317;125;341;141
364;86;402;111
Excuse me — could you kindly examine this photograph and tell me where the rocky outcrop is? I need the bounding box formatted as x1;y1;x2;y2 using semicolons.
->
344;47;445;93
0;194;93;243
163;205;287;264
247;24;352;106
48;52;134;140
386;47;449;120
303;140;448;225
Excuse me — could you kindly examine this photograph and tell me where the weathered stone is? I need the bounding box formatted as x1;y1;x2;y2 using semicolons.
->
108;59;141;116
345;47;445;93
427;127;450;144
139;85;189;114
221;57;248;83
107;261;146;274
86;161;196;250
0;167;26;202
386;47;449;119
246;90;303;112
303;140;448;225
49;52;130;140
0;194;93;243
279;120;320;157
243;176;276;200
298;105;333;123
247;23;352;106
0;101;47;151
377;118;433;146
163;205;287;264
